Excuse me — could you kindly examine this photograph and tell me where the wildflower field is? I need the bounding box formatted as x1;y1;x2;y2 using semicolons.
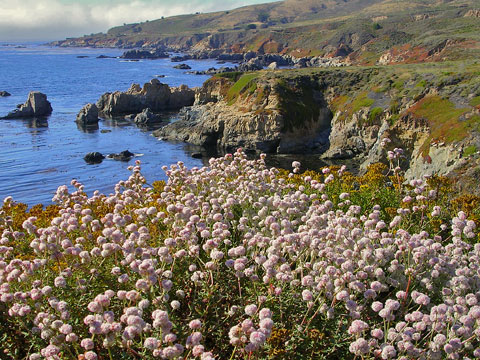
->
1;147;479;360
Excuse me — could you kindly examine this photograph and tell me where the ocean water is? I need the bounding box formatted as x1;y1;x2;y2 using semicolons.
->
0;43;234;206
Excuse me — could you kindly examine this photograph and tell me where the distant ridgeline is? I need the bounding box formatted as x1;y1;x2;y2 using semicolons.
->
50;0;480;65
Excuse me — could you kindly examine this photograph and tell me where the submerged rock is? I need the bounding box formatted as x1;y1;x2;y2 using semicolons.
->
2;91;52;119
76;103;99;125
77;122;99;133
173;63;192;70
84;152;105;164
107;150;135;161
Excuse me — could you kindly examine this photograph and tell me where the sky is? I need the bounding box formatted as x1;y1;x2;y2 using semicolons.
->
0;0;279;42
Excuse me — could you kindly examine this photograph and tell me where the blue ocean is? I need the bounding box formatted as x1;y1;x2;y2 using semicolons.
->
0;44;232;206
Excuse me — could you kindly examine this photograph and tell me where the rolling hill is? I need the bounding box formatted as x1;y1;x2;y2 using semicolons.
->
51;0;480;65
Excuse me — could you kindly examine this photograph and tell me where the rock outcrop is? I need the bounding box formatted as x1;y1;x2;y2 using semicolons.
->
267;62;278;70
155;76;332;153
464;9;480;18
96;79;195;117
2;91;52;119
76;103;99;125
0;91;11;97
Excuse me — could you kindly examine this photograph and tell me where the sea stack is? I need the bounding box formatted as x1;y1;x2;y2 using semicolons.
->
76;103;99;125
2;91;52;119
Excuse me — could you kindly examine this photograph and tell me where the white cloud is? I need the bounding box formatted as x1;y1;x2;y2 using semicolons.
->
0;0;274;41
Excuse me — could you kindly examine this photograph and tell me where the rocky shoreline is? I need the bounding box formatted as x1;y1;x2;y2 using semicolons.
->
74;47;349;74
3;59;478;193
65;63;480;192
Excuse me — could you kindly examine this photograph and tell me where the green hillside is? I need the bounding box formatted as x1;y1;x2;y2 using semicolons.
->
52;0;480;64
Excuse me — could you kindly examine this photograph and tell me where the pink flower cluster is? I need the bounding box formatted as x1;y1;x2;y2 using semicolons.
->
0;150;478;359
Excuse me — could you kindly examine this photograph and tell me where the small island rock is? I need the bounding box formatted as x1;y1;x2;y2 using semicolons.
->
121;49;169;59
2;91;52;119
0;91;11;97
76;103;99;125
173;63;192;70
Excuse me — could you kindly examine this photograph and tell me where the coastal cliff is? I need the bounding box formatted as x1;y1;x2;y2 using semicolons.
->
155;63;480;185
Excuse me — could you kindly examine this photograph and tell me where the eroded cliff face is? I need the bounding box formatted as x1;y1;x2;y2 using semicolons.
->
155;74;332;153
324;93;478;182
324;108;466;180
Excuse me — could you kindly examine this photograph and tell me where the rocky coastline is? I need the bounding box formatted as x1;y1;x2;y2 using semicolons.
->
79;46;349;74
151;65;480;191
63;62;479;191
3;64;478;193
4;53;478;194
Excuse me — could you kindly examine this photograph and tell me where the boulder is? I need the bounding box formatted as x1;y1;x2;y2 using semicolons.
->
171;55;192;62
0;91;11;97
84;152;105;164
238;59;263;72
173;63;192;70
76;103;99;125
96;79;195;117
2;91;52;119
267;62;278;70
107;150;135;161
